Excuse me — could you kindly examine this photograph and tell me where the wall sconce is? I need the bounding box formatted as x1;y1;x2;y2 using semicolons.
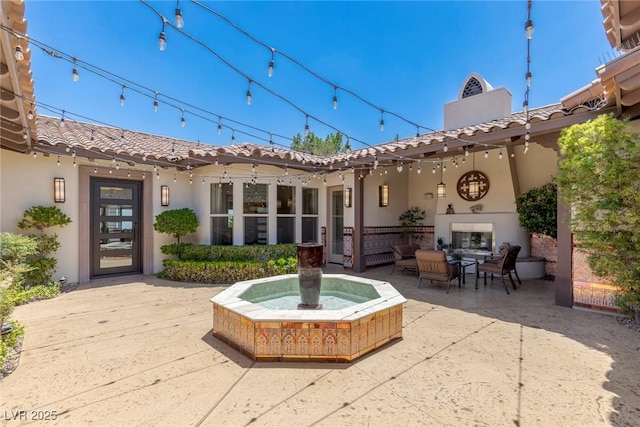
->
344;187;352;208
53;178;65;203
379;184;389;207
437;166;446;198
160;185;170;206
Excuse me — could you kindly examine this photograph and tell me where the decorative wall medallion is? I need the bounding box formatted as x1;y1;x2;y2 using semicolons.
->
457;170;489;201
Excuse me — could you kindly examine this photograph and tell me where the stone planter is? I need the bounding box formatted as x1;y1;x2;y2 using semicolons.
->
297;243;323;309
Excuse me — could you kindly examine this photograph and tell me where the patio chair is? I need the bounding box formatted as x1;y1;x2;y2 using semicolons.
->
415;250;460;293
476;245;521;294
391;244;421;274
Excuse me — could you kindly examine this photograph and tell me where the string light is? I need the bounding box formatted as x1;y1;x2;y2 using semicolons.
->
57;156;61;166
175;0;184;28
231;129;236;144
332;86;338;110
14;37;24;61
158;21;167;51
27;104;34;120
499;149;503;159
379;110;385;132
523;0;534;154
484;150;489;158
443;142;448;152
217;116;222;134
180;109;186;127
119;86;126;107
246;79;252;105
153;92;159;112
72;57;79;82
60;110;65;127
33;151;37;159
268;49;275;77
304;115;310;136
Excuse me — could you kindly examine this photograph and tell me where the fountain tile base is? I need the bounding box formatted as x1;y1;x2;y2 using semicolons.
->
211;274;406;362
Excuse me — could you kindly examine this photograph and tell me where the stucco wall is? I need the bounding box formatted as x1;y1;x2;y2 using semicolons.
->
514;143;557;193
362;165;408;227
1;150;80;283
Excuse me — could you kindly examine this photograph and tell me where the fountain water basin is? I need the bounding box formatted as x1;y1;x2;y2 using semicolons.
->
211;274;406;362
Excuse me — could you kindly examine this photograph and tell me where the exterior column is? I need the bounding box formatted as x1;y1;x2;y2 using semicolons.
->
555;192;573;307
352;172;366;272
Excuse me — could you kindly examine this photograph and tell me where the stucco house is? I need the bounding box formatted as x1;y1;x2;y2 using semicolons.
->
1;0;639;311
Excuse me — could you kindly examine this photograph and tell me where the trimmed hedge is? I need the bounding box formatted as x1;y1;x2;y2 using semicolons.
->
161;243;297;262
158;258;297;284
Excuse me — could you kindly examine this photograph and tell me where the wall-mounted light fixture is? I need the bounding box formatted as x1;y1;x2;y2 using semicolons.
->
379;184;389;207
160;185;170;206
344;187;352;208
53;178;65;203
437;165;446;198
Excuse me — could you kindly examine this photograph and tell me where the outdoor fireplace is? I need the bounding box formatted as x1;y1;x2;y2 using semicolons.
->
450;222;494;254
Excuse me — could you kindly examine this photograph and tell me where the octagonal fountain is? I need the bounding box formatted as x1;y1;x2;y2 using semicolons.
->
211;245;406;362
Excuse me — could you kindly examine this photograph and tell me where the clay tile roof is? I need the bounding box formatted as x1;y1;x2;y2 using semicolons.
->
0;0;37;152
35;103;573;169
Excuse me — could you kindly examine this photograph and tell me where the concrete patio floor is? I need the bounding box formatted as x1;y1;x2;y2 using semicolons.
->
2;265;639;426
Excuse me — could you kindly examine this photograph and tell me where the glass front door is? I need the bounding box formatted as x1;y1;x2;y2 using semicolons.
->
328;188;344;264
90;179;141;276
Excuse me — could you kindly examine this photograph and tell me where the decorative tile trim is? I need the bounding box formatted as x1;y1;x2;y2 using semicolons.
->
572;281;620;312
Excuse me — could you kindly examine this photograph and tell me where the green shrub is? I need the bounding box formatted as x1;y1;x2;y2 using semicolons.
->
8;284;60;306
0;233;39;267
159;257;297;284
1;320;25;373
153;208;198;244
162;243;298;262
17;206;71;288
516;182;557;239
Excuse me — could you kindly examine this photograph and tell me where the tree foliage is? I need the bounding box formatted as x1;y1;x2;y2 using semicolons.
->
290;131;348;156
17;206;71;287
153;208;199;244
399;207;426;243
557;114;640;316
515;182;557;239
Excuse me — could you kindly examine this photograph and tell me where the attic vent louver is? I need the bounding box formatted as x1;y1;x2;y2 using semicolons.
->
462;77;483;98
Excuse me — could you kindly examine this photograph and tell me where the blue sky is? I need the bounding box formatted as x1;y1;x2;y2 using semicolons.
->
23;1;612;151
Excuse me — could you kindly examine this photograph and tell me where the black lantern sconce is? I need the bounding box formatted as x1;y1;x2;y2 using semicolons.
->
344;187;352;208
379;184;389;207
160;185;170;206
53;178;65;203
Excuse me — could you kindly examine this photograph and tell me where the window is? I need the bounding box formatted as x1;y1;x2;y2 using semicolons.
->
277;185;295;243
301;188;318;243
210;183;233;245
462;77;483;98
244;184;268;245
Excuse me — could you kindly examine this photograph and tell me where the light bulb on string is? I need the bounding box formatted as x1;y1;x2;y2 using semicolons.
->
27;104;34;120
499;149;503;159
484;150;488;158
304;115;310;136
57;156;61;166
379;110;385;132
60;110;66;127
217;116;222;134
231;130;236;144
465;146;469;156
443;142;448;152
175;1;184;28
94;165;97;174
23;129;28;140
14;42;24;61
33;151;37;159
432;165;436;174
72;57;79;82
180;110;186;128
268;49;275;77
373;155;379;169
153;92;159;112
524;18;534;39
332;86;338;110
525;71;532;87
90;129;94;141
158;24;167;51
246;79;252;105
173;174;177;183
119;86;126;107
127;169;131;178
